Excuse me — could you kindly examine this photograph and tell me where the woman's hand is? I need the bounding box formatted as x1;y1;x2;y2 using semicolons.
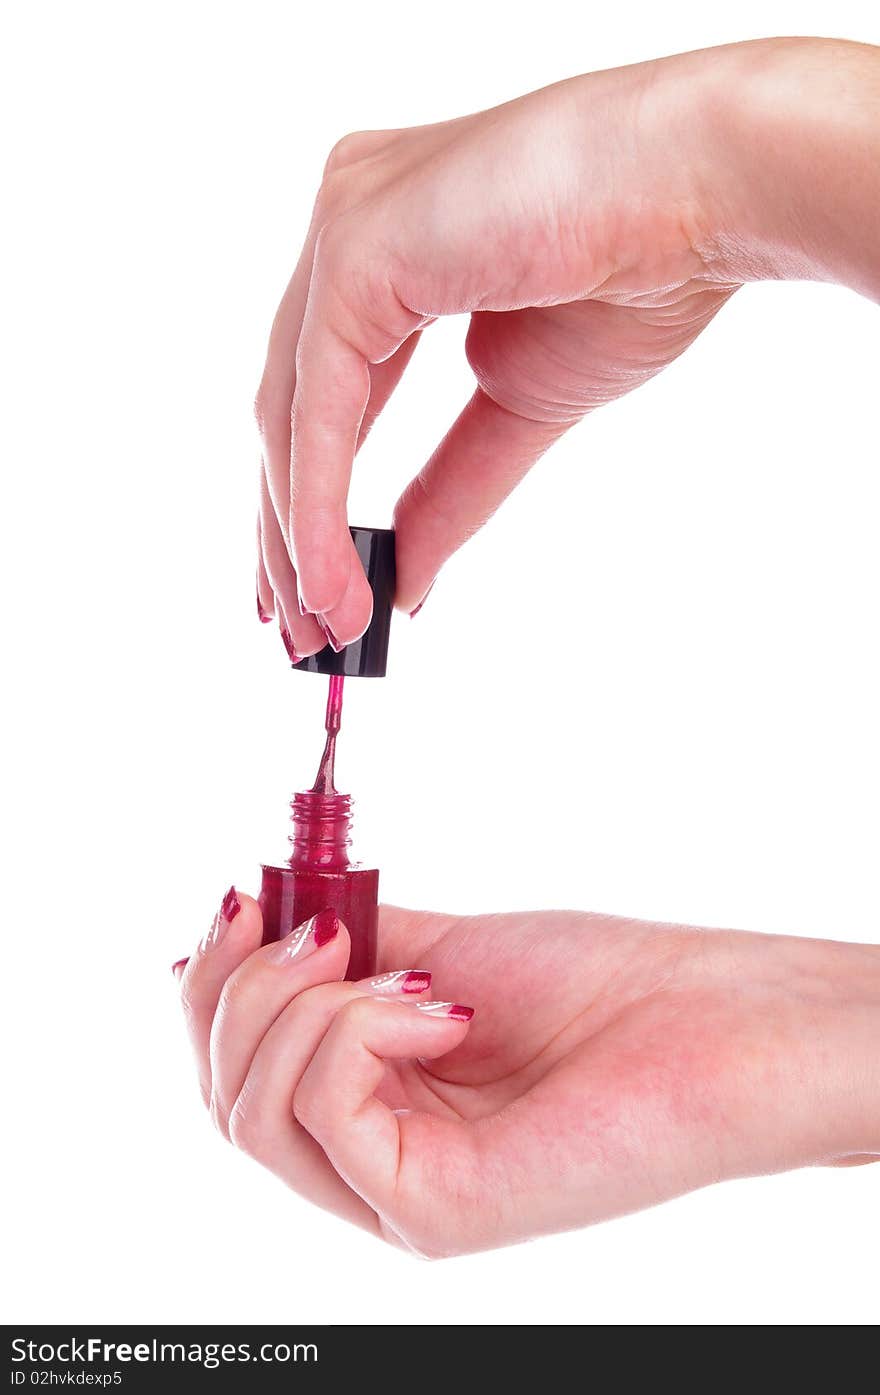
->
177;895;880;1256
255;37;880;656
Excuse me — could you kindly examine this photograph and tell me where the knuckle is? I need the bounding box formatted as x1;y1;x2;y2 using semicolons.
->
312;216;347;274
179;984;198;1021
209;1093;230;1142
291;1079;320;1133
228;1097;260;1155
338;995;375;1032
323;130;369;175
216;969;251;1020
255;381;290;446
398;1219;461;1261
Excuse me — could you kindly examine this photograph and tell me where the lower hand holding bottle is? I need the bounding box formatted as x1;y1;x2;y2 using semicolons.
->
177;896;880;1256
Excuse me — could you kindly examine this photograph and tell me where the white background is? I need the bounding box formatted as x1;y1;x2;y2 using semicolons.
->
2;0;879;1327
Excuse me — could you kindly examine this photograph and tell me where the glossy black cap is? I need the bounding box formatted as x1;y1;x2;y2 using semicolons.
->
292;526;395;678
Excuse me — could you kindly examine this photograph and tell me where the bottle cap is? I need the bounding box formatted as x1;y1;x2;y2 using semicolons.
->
292;526;396;678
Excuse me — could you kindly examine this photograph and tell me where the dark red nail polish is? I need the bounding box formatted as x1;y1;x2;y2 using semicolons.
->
409;581;435;619
312;908;340;947
448;1004;474;1022
257;596;272;623
317;615;343;653
221;886;241;923
401;970;432;993
280;626;299;663
171;957;189;980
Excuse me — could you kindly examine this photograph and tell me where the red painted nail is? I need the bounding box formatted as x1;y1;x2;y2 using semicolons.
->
171;957;189;980
257;596;272;623
401;970;432;993
370;969;432;994
312;908;340;947
448;1004;475;1022
415;1001;475;1021
317;615;344;653
409;581;435;619
221;885;241;923
280;626;300;664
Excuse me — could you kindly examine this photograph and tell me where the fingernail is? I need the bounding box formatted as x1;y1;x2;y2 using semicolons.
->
317;614;344;653
370;969;432;995
257;596;272;624
221;886;241;922
200;885;241;951
280;626;300;664
171;957;189;980
409;581;435;619
414;1001;474;1021
268;908;340;964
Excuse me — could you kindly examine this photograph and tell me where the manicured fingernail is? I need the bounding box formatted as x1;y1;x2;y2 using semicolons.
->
370;969;432;995
268;908;340;964
221;886;241;922
280;626;300;664
171;957;189;980
409;582;434;619
200;885;241;951
313;908;340;946
414;1001;474;1021
257;596;272;623
317;614;344;653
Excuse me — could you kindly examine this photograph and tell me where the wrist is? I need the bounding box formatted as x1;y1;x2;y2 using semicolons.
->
761;933;880;1162
693;37;880;299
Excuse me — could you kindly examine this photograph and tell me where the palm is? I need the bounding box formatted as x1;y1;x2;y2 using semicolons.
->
367;906;759;1245
377;906;705;1122
463;286;735;428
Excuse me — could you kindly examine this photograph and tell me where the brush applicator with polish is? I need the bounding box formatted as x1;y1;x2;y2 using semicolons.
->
258;527;395;981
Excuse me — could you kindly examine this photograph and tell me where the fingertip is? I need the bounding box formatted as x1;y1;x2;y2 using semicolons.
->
391;493;441;615
198;886;263;958
234;891;263;927
318;562;373;648
290;522;352;616
262;909;353;979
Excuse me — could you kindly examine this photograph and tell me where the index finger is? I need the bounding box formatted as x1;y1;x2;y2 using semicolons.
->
289;230;424;619
289;321;370;615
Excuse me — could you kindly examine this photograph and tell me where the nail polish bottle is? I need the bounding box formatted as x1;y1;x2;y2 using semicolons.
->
258;527;395;981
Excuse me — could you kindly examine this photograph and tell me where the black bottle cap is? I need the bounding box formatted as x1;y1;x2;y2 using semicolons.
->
292;526;395;678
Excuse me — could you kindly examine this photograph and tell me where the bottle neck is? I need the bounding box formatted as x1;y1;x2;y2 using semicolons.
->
289;789;353;871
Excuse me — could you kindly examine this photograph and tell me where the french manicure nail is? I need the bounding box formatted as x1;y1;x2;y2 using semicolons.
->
280;626;300;664
317;615;344;653
171;957;189;980
370;969;432;995
267;908;340;964
414;1001;474;1021
409;581;435;619
257;596;272;624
